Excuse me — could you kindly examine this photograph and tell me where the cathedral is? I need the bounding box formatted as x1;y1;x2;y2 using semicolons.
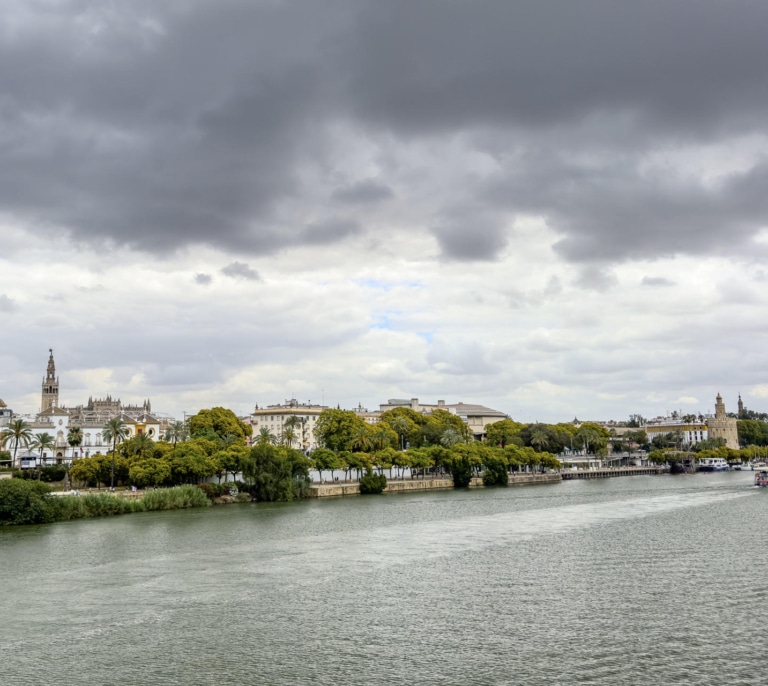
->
14;351;165;467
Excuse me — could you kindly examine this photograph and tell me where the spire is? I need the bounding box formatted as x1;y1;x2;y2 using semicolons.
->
46;349;57;382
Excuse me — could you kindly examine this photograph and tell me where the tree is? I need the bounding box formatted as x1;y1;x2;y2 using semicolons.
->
102;418;130;489
379;408;424;449
284;415;301;434
129;459;171;489
1;419;34;469
67;427;83;458
482;450;510;486
311;448;343;482
69;456;101;488
120;433;155;460
280;426;297;448
257;427;277;445
574;423;610;454
30;433;55;479
389;416;411;450
169;442;217;484
440;427;463;448
315;409;369;452
189;407;252;444
371;424;397;451
164;420;189;446
529;427;550;453
213;446;248;482
351;425;374;452
418;410;472;447
244;443;311;501
485;419;525;448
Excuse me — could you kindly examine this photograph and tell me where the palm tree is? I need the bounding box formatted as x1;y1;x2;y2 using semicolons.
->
529;428;550;453
1;419;34;469
220;432;239;449
31;432;55;479
352;426;373;452
284;415;301;432
440;427;462;448
281;426;297;448
67;426;83;458
132;432;154;459
390;417;410;451
102;418;129;490
164;420;189;446
257;427;276;445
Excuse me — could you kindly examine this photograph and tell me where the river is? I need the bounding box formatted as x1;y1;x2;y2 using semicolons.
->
0;472;764;685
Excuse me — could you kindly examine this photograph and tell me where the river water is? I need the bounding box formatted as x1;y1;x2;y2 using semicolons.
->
1;472;765;685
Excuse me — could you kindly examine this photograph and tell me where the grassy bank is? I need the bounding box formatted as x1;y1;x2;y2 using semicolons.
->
0;480;210;526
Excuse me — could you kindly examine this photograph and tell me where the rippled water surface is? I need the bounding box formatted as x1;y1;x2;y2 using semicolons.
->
1;472;765;685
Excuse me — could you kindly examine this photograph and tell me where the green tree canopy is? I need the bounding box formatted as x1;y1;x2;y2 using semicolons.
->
189;407;252;444
315;409;369;452
485;419;525;448
244;444;311;501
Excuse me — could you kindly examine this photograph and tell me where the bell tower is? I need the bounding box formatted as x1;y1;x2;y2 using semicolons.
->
41;348;59;411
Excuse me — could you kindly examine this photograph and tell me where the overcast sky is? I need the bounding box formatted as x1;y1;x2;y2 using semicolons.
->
2;0;768;422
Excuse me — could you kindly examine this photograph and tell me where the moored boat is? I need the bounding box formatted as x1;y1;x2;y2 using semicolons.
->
755;470;768;487
697;457;730;472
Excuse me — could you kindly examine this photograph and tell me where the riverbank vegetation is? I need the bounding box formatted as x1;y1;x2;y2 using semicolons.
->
0;481;210;526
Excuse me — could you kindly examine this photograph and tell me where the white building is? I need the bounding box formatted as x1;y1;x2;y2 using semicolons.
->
251;399;327;451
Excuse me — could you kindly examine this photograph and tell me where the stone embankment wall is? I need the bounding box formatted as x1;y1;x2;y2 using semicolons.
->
309;473;562;498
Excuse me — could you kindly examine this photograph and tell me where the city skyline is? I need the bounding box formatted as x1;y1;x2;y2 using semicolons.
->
0;348;755;426
2;2;768;422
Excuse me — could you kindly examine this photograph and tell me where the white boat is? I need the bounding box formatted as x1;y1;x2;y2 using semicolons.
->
697;457;730;472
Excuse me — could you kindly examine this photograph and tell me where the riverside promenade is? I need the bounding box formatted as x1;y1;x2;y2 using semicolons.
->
310;472;561;497
310;467;667;497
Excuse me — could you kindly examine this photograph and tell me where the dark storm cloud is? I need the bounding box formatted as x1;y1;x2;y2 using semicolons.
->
298;219;361;246
221;262;261;281
331;179;395;205
4;0;768;263
433;209;508;262
341;0;768;135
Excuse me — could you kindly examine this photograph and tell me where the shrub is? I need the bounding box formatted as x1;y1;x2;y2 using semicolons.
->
197;482;216;499
359;468;387;494
141;485;211;511
0;480;57;525
449;457;473;488
482;458;509;487
39;466;67;483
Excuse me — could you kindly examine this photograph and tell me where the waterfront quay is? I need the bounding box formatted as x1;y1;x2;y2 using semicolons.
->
311;472;562;497
560;465;667;480
310;467;665;496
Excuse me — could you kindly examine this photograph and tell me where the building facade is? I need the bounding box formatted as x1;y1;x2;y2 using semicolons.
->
251;399;328;452
643;419;709;446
